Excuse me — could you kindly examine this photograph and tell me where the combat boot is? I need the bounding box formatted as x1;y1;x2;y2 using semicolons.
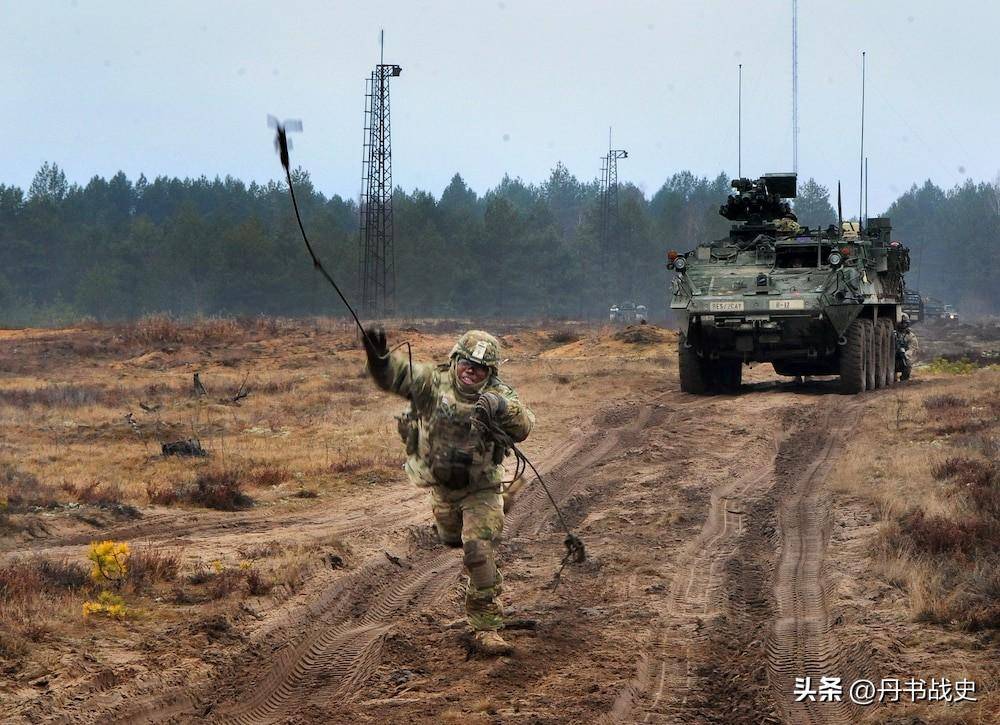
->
473;630;512;656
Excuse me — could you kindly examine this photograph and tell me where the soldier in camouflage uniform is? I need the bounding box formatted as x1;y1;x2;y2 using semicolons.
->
363;326;535;655
896;313;919;380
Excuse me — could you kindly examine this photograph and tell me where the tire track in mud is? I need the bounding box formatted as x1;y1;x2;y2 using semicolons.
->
608;395;782;724
609;392;873;724
765;402;866;724
103;394;680;724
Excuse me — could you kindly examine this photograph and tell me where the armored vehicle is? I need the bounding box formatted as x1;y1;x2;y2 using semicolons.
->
668;173;909;394
902;289;924;323
610;302;648;324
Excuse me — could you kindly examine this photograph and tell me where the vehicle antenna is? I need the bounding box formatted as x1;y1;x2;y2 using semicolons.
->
859;50;866;230
837;181;843;231
864;156;869;227
738;63;742;178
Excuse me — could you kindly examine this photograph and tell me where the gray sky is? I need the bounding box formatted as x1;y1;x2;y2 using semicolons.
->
3;1;997;213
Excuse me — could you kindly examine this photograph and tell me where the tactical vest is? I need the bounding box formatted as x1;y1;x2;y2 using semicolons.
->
400;367;502;489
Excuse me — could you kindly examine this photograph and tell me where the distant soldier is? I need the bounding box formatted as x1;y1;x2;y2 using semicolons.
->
363;327;535;655
896;313;919;380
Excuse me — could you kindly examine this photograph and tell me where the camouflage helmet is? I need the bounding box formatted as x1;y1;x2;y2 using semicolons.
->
450;330;502;371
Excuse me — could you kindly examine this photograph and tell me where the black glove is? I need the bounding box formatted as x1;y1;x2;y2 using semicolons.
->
474;391;508;429
362;325;389;374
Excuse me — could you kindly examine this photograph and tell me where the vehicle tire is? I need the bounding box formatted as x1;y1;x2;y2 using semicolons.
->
874;320;886;389
879;319;894;388
863;319;876;391
839;319;866;394
678;337;707;394
717;360;742;393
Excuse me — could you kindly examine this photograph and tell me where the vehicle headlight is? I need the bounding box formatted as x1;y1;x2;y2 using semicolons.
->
827;251;843;266
673;256;686;271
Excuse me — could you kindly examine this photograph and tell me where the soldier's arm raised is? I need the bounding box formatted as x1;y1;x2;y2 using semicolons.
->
380;353;437;404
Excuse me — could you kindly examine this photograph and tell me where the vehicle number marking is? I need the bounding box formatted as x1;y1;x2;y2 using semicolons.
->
709;301;745;312
769;299;805;310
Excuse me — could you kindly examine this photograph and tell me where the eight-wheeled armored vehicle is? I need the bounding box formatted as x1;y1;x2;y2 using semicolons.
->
668;173;910;394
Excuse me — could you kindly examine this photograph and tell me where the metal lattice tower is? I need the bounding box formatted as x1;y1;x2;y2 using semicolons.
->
599;130;628;300
359;44;402;318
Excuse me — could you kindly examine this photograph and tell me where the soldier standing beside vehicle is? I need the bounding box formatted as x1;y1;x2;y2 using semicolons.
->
896;313;919;380
363;326;535;655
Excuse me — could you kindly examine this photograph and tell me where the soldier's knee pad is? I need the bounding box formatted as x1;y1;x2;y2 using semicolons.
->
462;539;497;590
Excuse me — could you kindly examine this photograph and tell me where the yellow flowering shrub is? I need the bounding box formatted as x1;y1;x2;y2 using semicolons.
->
82;590;128;620
87;540;130;585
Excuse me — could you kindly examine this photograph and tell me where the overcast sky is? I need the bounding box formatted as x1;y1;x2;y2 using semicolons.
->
3;1;997;213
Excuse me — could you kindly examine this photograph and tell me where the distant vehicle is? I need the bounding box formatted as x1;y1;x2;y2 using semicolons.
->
902;289;924;323
668;173;909;394
942;304;960;322
610;302;648;324
923;296;945;319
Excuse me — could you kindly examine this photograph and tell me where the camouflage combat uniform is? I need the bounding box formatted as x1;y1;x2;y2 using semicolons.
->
899;327;919;365
367;330;534;632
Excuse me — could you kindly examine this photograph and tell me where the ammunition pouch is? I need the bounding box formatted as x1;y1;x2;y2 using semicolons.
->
431;449;473;489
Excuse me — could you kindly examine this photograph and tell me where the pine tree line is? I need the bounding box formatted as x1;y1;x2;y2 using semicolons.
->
0;163;996;324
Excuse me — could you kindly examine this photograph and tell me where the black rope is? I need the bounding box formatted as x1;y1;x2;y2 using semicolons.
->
270;118;374;348
473;414;587;579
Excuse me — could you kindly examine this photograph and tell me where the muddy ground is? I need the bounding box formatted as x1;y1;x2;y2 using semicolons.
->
0;318;996;723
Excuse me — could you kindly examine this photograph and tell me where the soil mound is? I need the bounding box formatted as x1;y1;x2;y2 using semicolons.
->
613;325;665;344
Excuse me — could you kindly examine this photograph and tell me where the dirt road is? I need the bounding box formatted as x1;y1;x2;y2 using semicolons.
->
11;322;992;723
31;377;882;724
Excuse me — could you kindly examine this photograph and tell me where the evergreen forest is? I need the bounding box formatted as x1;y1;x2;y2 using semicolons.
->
0;162;996;325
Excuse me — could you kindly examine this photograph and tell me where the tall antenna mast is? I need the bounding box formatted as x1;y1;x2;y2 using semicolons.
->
738;63;742;178
359;31;402;317
859;50;866;228
598;128;628;304
792;0;798;173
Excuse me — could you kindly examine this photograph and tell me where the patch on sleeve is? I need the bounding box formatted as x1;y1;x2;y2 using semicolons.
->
471;340;488;362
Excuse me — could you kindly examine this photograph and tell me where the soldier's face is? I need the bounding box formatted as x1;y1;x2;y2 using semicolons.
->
456;358;490;386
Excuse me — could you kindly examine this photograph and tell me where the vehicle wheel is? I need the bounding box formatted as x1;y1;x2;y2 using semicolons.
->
863;319;876;391
839;319;866;394
879;319;894;388
874;320;886;389
717;361;742;393
678;337;707;394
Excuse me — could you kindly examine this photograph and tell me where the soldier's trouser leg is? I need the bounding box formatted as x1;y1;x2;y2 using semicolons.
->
460;489;505;631
429;490;463;547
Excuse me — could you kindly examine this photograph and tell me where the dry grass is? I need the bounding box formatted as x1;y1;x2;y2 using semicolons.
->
0;318;674;708
0;558;88;658
832;368;1000;631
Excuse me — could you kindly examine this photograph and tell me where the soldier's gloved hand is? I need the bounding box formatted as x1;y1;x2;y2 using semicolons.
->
362;324;389;374
474;391;507;430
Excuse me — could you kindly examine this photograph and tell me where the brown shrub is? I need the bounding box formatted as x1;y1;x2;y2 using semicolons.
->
930;457;995;487
923;394;966;411
244;568;273;596
127;546;180;590
74;480;124;507
1;464;61;511
0;558;88;654
899;509;998;557
190;469;253;511
246;465;290;487
146;481;182;506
